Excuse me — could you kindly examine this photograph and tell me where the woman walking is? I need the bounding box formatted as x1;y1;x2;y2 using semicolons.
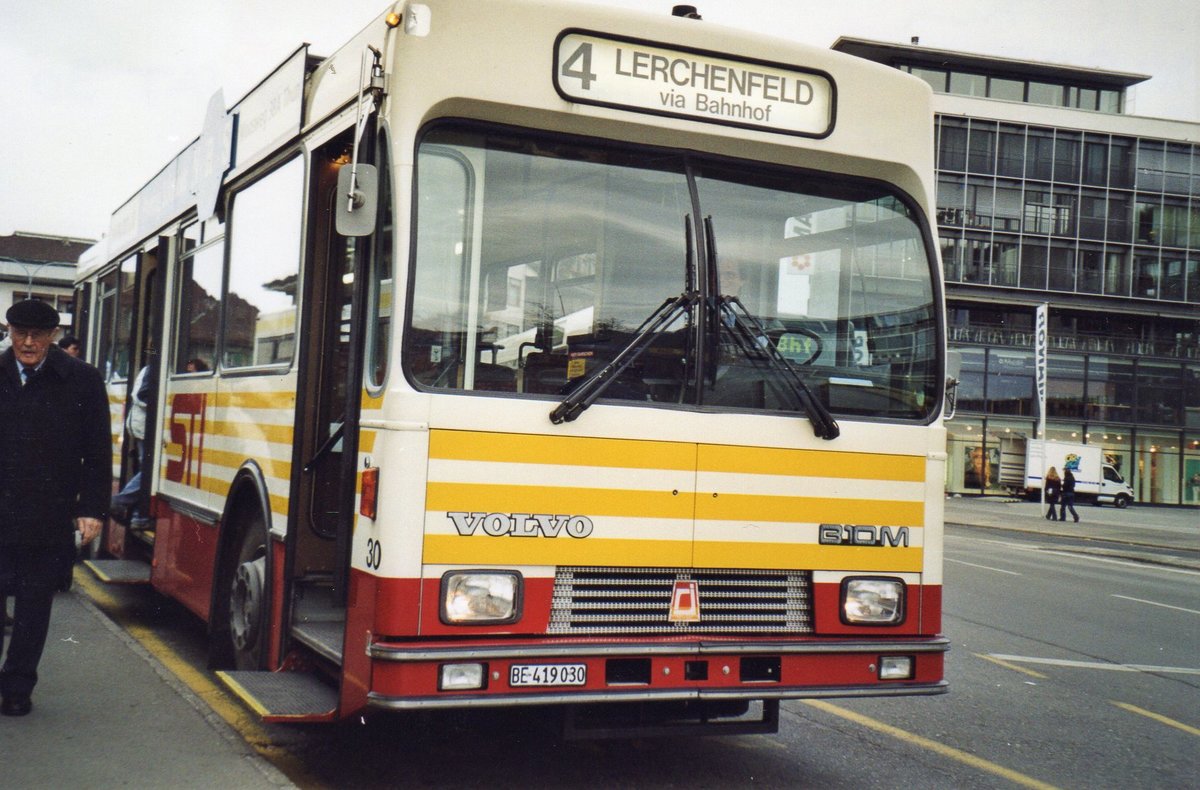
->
1044;466;1061;521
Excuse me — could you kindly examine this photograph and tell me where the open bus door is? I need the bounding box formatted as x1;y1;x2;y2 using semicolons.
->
90;239;164;575
216;125;376;720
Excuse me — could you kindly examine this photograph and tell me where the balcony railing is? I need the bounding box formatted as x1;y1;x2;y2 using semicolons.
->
947;325;1199;359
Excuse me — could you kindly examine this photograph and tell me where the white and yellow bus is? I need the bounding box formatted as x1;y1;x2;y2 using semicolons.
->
76;0;949;733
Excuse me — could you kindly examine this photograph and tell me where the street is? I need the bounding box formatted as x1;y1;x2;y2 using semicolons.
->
29;499;1200;788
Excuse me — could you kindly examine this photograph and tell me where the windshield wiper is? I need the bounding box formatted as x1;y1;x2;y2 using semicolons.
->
550;216;699;425
704;216;839;441
717;296;840;440
549;290;698;424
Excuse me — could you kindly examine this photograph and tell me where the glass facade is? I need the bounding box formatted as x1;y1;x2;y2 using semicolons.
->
945;304;1198;504
937;112;1200;505
905;64;1122;113
936;117;1200;304
842;39;1200;505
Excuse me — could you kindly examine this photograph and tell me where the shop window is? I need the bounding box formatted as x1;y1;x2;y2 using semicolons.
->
986;349;1034;416
1136;363;1183;425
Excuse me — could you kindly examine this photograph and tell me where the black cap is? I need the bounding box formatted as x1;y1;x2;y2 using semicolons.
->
6;299;61;330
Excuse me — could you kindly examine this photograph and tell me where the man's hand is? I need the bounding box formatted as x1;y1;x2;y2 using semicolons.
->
76;517;103;544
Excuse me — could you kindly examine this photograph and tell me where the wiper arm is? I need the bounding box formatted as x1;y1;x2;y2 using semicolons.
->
718;294;840;441
550;290;698;424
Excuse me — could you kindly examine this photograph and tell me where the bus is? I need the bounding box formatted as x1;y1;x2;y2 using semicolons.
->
76;0;950;735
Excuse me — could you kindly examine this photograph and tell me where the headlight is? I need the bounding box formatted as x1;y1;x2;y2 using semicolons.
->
842;578;905;625
441;571;521;624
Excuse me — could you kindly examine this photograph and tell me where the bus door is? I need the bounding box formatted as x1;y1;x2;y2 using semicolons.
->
116;239;165;547
289;129;369;668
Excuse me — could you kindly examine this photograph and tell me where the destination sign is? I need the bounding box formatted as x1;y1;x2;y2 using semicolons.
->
554;32;834;137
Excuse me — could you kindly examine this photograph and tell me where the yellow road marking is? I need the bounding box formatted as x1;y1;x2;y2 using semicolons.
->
975;652;1048;679
73;571;314;784
1110;701;1200;737
802;699;1060;790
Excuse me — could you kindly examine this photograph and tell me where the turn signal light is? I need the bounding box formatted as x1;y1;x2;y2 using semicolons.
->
360;467;379;519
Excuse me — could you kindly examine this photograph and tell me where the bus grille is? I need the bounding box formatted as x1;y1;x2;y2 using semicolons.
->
547;567;814;635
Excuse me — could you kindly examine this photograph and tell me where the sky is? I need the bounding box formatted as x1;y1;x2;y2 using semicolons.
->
2;0;1196;243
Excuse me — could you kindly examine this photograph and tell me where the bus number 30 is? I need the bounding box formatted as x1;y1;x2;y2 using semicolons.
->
365;538;382;570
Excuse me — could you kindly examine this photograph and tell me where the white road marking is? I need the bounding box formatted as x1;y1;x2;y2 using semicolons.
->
1110;594;1200;615
946;558;1022;575
989;654;1200;676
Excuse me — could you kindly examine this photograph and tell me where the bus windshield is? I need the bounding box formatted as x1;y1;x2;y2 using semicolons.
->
405;124;939;420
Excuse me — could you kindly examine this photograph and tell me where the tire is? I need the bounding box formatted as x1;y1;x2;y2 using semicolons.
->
226;514;269;670
1114;494;1130;509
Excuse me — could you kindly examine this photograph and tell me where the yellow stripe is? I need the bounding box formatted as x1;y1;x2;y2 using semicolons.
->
700;444;925;481
203;447;292;480
803;700;1060;790
430;430;925;484
1111;701;1200;736
168;473;291;517
430;429;695;470
212;390;296;409
424;535;692;566
360;430;377;455
207;419;294;444
694;540;923;572
698;494;925;527
427;482;693;519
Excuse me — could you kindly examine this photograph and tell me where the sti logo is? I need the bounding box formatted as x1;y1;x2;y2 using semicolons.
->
669;580;700;622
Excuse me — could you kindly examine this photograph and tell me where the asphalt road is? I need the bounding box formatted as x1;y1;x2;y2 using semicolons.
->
71;501;1198;789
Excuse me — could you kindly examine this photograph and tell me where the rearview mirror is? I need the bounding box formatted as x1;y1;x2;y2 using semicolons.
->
336;164;378;237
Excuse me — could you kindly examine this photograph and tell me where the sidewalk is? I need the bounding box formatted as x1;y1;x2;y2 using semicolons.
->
944;495;1200;571
0;585;293;789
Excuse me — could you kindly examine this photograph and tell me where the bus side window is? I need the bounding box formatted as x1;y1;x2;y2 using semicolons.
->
172;220;221;375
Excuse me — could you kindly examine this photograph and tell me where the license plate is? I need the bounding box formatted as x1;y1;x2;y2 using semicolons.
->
509;663;587;688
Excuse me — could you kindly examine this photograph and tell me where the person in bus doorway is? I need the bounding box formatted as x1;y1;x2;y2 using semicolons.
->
1044;466;1061;520
111;359;156;530
1060;468;1080;523
57;335;82;357
0;299;109;717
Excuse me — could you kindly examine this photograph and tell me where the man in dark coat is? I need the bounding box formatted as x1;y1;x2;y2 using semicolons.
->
0;299;110;716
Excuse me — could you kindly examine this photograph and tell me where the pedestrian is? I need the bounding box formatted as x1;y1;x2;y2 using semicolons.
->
111;359;156;528
1044;466;1061;520
0;299;110;716
57;335;82;357
1060;468;1080;523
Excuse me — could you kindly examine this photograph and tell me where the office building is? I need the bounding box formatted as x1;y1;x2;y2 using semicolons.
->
833;38;1199;506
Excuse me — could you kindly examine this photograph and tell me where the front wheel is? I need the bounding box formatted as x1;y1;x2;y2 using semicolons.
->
226;516;269;670
1114;494;1131;509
